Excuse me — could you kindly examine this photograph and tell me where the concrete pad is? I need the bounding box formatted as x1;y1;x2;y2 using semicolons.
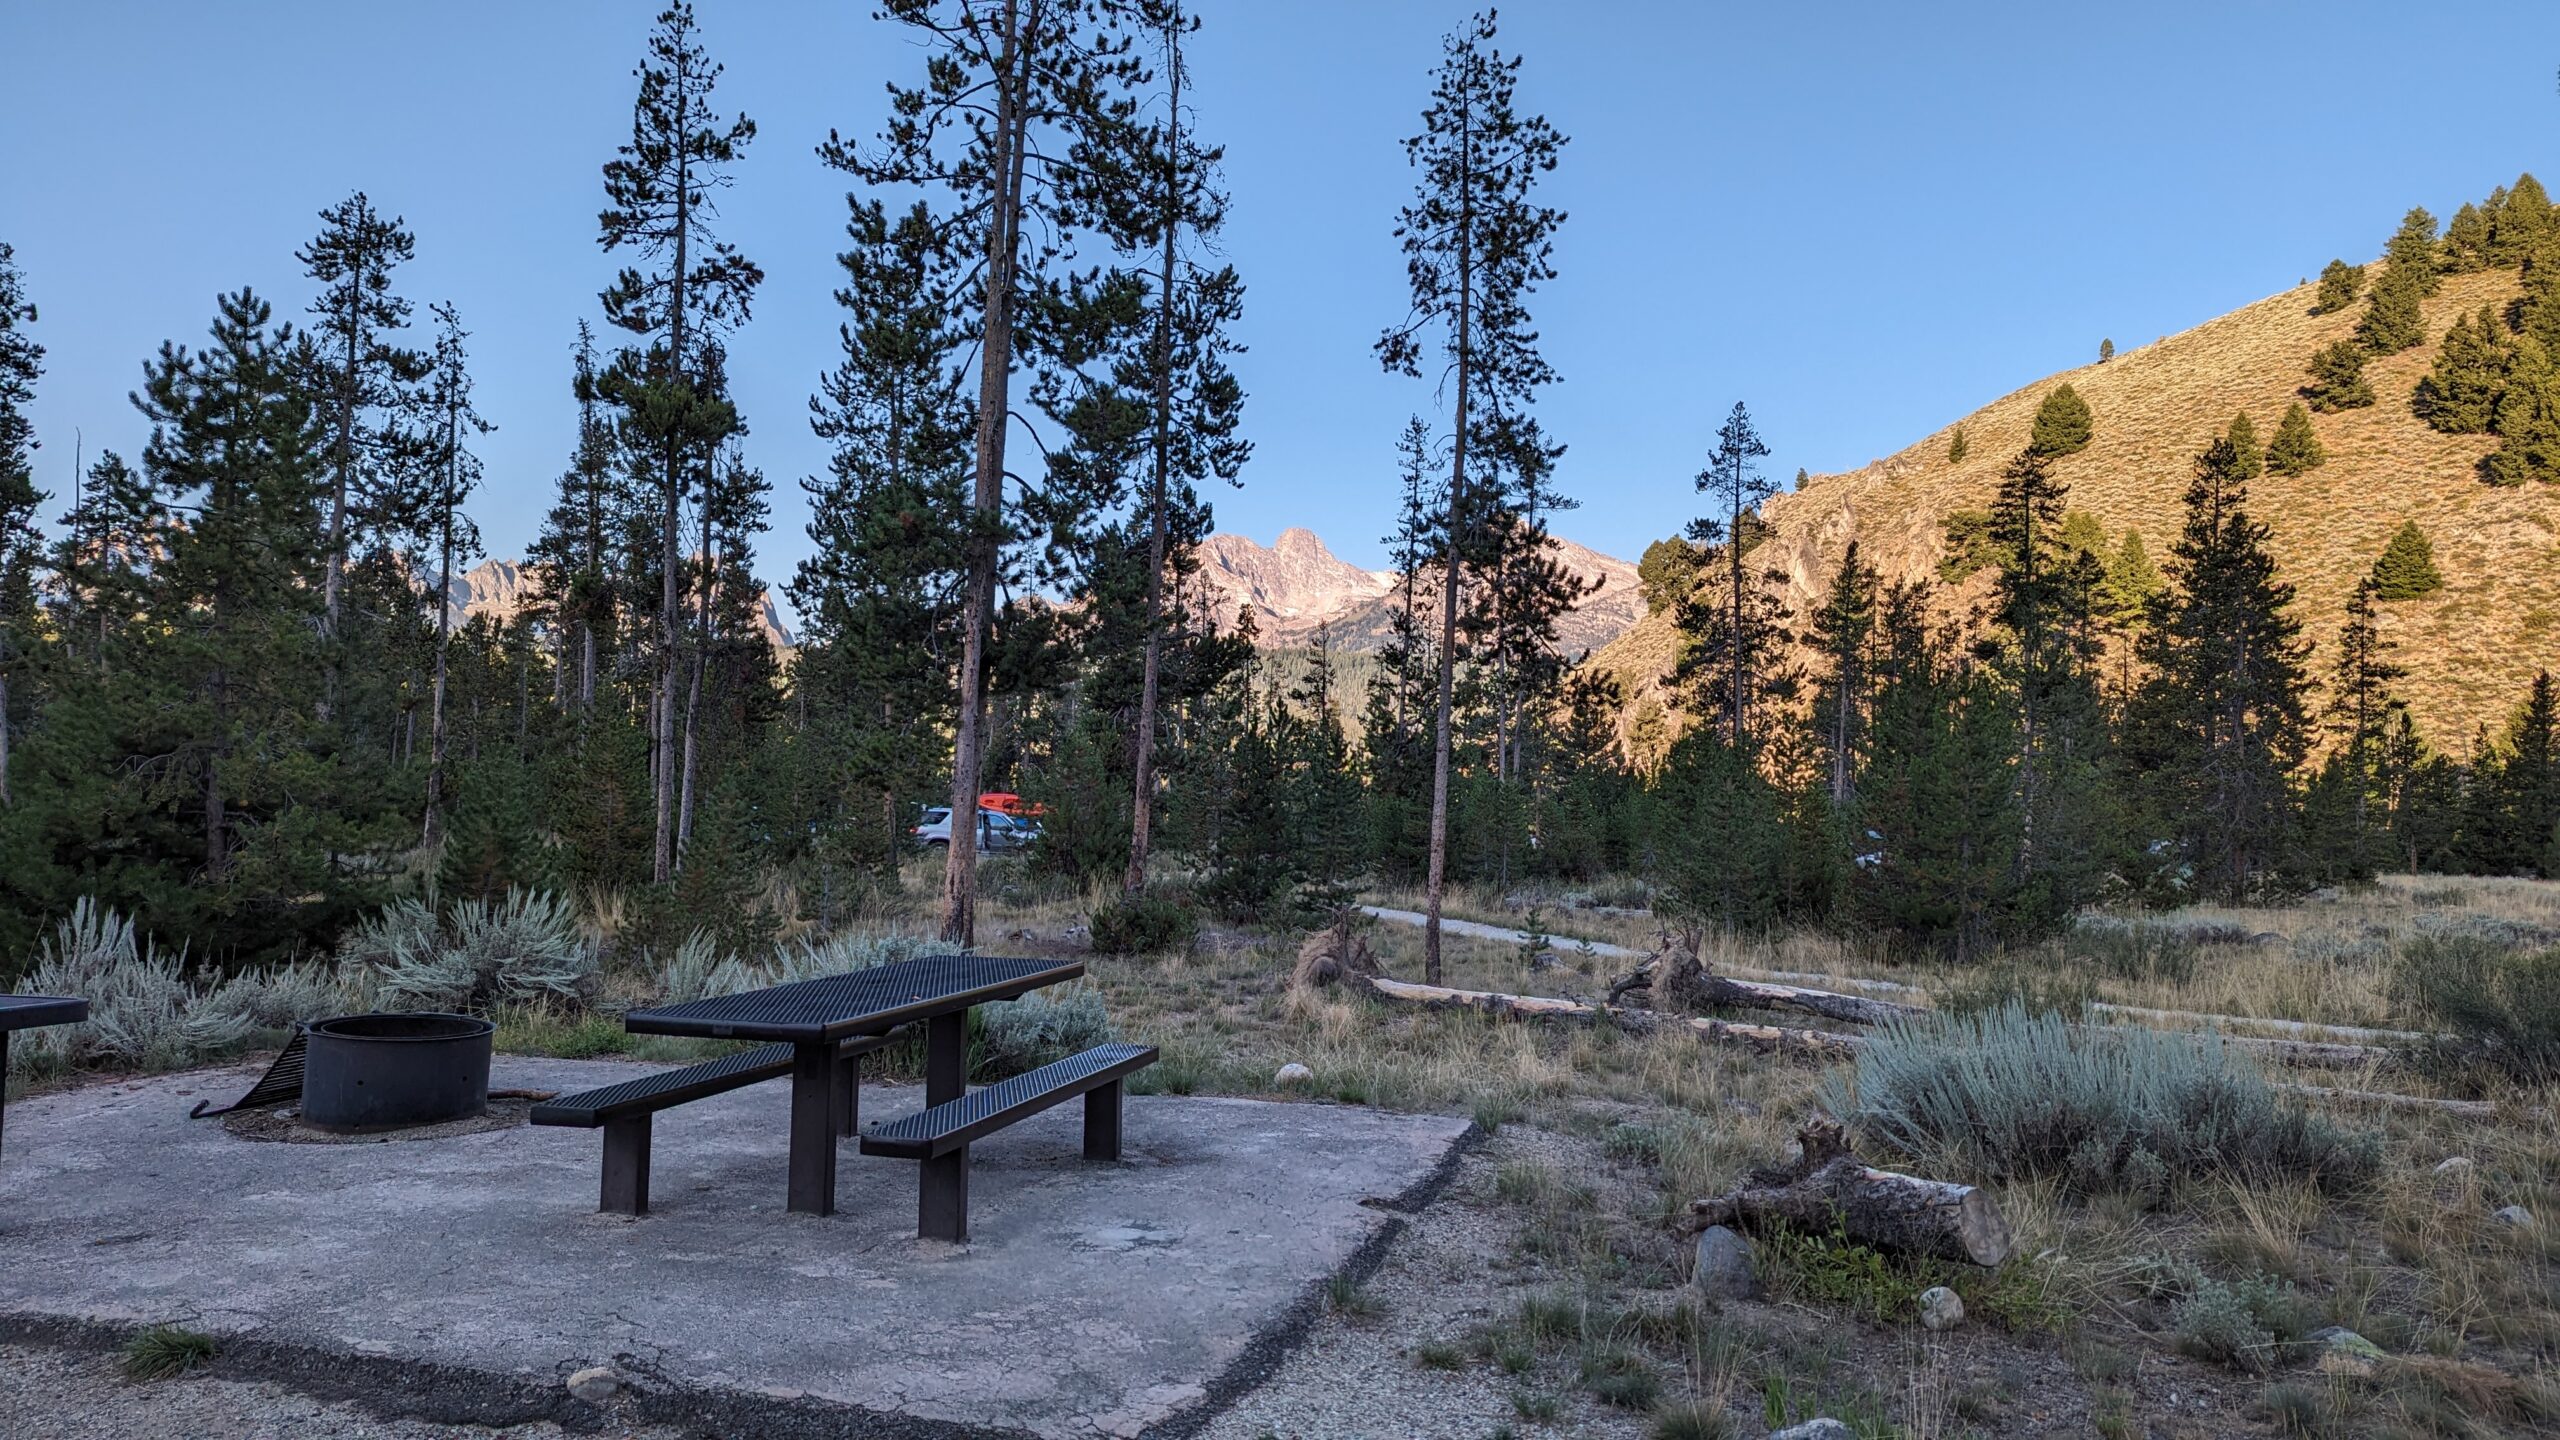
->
0;1058;1474;1438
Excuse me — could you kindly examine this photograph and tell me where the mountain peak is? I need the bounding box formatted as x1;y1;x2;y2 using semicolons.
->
1195;526;1640;656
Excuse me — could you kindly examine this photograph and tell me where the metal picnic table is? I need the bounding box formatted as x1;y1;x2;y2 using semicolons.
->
618;954;1085;1216
1;995;91;1162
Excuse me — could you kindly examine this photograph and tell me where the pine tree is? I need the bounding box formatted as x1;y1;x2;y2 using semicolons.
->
2444;201;2491;273
2265;401;2327;474
792;199;972;874
2100;527;2161;629
2367;519;2444;599
417;304;488;853
596;2;762;884
2485;336;2560;486
0;245;39;810
1984;446;2110;929
296;193;420;643
2413;305;2510;433
1373;10;1566;982
2487;173;2554;267
2125;436;2312;899
2460;672;2559;876
436;751;553;904
2303;341;2375;412
2028;383;2093;458
2357;266;2427;354
1636;536;1702;615
2320;578;2407;871
1109;0;1250;897
2099;337;2114;363
1947;423;1968;464
1681;403;1781;747
2518;230;2560;354
2313;258;2362;315
2222;411;2263;481
1805;541;1879;808
830;0;1151;947
2384;206;2443;293
528;324;628;715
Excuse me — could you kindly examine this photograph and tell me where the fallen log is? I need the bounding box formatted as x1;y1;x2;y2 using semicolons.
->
1360;976;1865;1061
2278;1084;2502;1119
2090;1002;2442;1046
1610;952;1919;1028
2218;1032;2401;1072
1690;1117;2014;1268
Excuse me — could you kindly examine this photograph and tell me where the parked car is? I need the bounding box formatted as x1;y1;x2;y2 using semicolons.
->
912;806;1041;852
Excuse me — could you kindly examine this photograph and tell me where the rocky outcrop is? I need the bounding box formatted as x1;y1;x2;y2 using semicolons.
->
1197;527;1642;657
434;558;796;651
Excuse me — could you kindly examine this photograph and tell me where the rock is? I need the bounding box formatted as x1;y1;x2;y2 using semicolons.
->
1274;1063;1314;1087
1689;1224;1759;1301
2492;1204;2535;1230
1771;1421;1857;1440
565;1366;621;1403
2432;1156;2476;1179
2307;1326;2384;1378
1917;1285;1964;1331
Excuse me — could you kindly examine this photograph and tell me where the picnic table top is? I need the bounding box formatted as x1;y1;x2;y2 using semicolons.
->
0;995;90;1032
622;955;1084;1044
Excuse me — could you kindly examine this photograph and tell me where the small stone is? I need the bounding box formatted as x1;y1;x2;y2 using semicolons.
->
1274;1063;1314;1087
1689;1225;1759;1301
2307;1326;2385;1377
1771;1421;1857;1440
2492;1204;2535;1230
566;1366;621;1403
2432;1156;2476;1179
1917;1285;1964;1331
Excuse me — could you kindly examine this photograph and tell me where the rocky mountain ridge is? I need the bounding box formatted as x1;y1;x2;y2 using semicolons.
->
1195;526;1643;658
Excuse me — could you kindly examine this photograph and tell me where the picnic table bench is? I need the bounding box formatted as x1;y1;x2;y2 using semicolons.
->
534;955;1151;1240
1;995;90;1162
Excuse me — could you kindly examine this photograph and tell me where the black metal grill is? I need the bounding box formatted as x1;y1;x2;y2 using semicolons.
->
189;1026;309;1119
623;955;1083;1042
862;1043;1155;1157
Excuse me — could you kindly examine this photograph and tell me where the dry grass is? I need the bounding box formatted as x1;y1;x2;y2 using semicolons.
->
1592;260;2560;756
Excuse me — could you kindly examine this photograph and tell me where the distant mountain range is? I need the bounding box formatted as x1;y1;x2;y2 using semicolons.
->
1194;526;1644;657
438;559;798;651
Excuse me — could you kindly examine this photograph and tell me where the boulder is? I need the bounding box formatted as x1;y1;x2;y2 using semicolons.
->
1917;1285;1964;1331
1274;1062;1314;1087
566;1366;621;1403
2307;1326;2384;1378
1772;1421;1857;1440
2492;1205;2535;1230
1689;1224;1759;1301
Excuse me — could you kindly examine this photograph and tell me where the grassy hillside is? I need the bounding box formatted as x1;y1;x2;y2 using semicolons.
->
1594;264;2560;755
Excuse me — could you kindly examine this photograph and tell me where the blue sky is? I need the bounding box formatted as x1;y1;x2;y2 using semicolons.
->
8;1;2559;612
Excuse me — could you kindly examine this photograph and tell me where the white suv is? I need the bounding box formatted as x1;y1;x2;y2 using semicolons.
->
911;807;1039;852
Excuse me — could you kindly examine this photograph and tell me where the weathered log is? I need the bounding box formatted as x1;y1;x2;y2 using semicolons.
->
1359;976;1865;1061
2278;1084;2502;1118
1690;1118;2014;1268
1607;952;1918;1028
2218;1032;2401;1072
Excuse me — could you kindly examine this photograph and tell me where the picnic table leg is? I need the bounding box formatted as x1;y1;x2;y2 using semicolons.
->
787;1041;838;1216
834;1048;860;1138
920;1147;969;1242
926;1011;966;1105
0;1030;9;1162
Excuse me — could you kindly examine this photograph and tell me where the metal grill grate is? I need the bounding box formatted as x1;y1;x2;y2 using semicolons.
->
624;955;1082;1041
189;1026;308;1119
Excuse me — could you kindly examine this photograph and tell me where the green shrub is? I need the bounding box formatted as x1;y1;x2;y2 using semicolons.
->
337;890;595;1014
1649;1400;1738;1440
1088;892;1200;956
1578;1345;1661;1409
122;1325;217;1380
1823;1004;2379;1194
12;900;332;1076
2395;934;2560;1082
2148;1258;2313;1374
1759;1225;1930;1322
976;987;1118;1079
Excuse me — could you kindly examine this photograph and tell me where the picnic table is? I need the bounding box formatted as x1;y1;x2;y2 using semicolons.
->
615;954;1088;1220
1;995;90;1162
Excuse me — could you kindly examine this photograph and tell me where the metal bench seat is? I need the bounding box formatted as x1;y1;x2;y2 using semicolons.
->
532;1030;900;1215
860;1042;1157;1240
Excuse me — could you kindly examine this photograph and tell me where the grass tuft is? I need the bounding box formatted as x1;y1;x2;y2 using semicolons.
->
121;1325;216;1381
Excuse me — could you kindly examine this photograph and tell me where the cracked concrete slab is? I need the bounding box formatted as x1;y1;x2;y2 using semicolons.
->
0;1058;1473;1438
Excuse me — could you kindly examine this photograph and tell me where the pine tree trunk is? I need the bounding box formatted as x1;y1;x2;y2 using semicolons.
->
1123;46;1182;900
1423;107;1476;988
652;45;696;887
0;666;11;807
942;0;1028;949
424;445;455;852
579;622;596;714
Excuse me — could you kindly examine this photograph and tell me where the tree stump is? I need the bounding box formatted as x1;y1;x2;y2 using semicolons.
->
1690;1118;2013;1268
